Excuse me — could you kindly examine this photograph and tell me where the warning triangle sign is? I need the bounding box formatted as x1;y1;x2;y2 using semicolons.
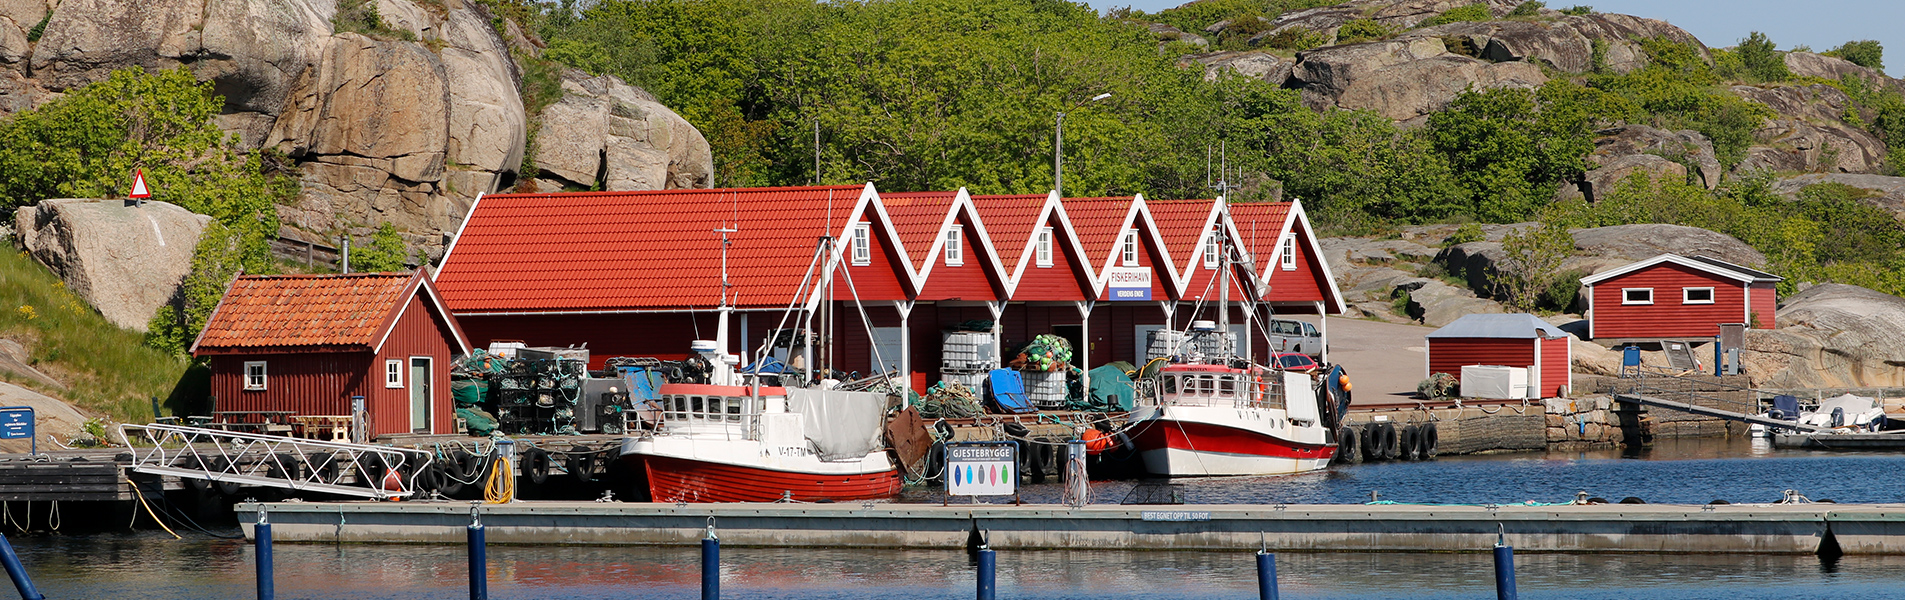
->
129;169;150;199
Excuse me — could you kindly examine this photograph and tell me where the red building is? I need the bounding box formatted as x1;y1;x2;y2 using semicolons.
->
1580;254;1781;342
1424;313;1572;399
191;271;471;436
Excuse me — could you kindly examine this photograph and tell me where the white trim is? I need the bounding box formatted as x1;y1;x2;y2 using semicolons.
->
850;222;871;266
1036;227;1053;267
944;225;964;266
1203;225;1220;270
1682;286;1715;305
1622;288;1654;305
1533;336;1542;399
375;273;472;355
1743;283;1753;325
1587;283;1596;340
1579;253;1764;285
1247;199;1347;313
434;192;483;282
385;359;404;388
243;361;267;391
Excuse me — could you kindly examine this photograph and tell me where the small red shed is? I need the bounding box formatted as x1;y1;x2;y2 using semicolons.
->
1425;313;1572;399
191;271;471;437
1580;254;1781;342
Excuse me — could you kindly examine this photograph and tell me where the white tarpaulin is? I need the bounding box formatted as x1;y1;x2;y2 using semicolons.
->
785;388;886;461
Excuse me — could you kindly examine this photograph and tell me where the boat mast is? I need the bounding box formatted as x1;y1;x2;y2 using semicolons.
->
715;223;737;357
1217;195;1230;364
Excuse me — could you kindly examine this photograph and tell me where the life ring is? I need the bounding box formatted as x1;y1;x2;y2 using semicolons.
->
521;447;552;486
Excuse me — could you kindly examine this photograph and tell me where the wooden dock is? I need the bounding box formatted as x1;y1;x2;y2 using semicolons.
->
235;500;1905;555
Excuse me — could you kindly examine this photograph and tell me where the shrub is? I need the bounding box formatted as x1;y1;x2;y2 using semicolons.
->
1445;223;1484;246
1559;5;1594;16
351;223;413;273
1495;222;1576;312
334;0;416;41
145;222;249;357
1420;4;1491;28
1507;1;1544;17
1734;31;1792;82
1335;19;1398;44
1825;40;1884;73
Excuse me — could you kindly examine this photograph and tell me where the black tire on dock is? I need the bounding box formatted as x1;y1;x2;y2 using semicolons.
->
1420;423;1439;459
179;456;211;492
209;457;242;496
267;453;302;480
411;462;439;496
1360;424;1378;462
1619;497;1646;504
1335;426;1362;465
1399;425;1419;461
436;460;465;497
309;452;339;483
358;454;393;490
521;447;552;486
1380;422;1400;461
570;451;597;484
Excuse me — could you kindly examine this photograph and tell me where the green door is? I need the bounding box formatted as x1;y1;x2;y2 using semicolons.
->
410;357;431;432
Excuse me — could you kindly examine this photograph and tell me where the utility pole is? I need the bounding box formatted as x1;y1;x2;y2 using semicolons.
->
1055;93;1112;197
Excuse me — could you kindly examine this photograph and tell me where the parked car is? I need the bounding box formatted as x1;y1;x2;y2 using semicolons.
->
1270;352;1319;373
1266;319;1324;359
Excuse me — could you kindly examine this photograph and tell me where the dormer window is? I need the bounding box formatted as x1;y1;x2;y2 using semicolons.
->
1121;230;1139;266
1036;227;1053;267
944;226;963;266
851;222;871;266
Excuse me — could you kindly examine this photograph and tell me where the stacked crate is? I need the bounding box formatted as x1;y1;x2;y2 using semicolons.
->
495;358;585;435
940;331;997;394
1023;369;1068;409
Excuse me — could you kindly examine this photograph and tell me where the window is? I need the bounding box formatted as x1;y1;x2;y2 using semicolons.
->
1683;287;1715;305
1280;234;1297;270
1302;322;1319;337
243;361;267;391
944;226;963;265
1622;288;1654;305
1203;228;1221;269
1121;229;1139;266
851;222;871;266
385;359;403;388
1036;227;1053;267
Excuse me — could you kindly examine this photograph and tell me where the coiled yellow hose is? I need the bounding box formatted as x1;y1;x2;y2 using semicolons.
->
483;456;515;504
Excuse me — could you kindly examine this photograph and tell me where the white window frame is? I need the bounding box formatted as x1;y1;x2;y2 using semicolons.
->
1121;229;1139;266
1622;288;1654;305
851;222;871;266
1036;227;1053;267
1280;234;1297;271
944;226;963;266
243;361;267;391
386;359;404;388
1682;287;1715;305
1203;228;1220;270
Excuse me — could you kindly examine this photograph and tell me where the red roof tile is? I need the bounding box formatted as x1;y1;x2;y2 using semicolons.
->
1227;201;1292;274
1144;199;1219;272
435;186;871;312
878;191;958;271
193;273;416;351
1062;197;1136;270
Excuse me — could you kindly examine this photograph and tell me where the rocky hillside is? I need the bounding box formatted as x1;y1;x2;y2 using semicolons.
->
1;0;713;258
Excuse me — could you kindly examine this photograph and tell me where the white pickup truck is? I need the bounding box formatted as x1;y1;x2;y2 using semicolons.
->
1266;319;1324;359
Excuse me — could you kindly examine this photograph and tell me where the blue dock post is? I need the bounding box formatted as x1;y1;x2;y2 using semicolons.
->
255;508;274;600
1255;550;1278;600
1493;526;1518;600
702;518;720;600
975;541;996;600
0;530;43;600
468;505;487;600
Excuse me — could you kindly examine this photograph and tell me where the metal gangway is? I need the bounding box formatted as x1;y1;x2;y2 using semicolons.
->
1612;365;1827;433
118;423;434;500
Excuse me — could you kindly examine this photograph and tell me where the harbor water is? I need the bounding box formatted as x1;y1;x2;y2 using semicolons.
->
24;437;1905;599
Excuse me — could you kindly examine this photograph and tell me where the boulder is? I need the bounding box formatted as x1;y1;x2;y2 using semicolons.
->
1730;85;1887;174
1783;52;1900;95
1292;37;1546;120
1587;125;1722;189
532;69;713;191
26;0;205;90
1145;22;1208;48
1745;284;1905;389
1569;223;1766;265
1566;153;1687;202
1434;240;1505;294
13;199;212;332
194;0;336;148
1249;0;1519;46
1770;173;1905;221
1399;278;1503;327
0;382;90;453
0;339;62;390
1180;51;1293;85
1;13;28;66
1419;13;1706;75
0;68;50;116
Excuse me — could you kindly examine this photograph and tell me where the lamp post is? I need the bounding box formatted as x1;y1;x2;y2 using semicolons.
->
1055;92;1113;197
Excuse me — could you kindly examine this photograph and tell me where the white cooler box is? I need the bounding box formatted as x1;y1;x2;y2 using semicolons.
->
1461;365;1530;400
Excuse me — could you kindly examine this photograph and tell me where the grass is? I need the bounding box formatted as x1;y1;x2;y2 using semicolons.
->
0;248;189;423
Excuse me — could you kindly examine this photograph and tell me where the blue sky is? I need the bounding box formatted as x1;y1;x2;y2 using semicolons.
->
1087;0;1903;72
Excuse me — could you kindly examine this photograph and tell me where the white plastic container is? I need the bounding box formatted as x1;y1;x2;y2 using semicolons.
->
1023;369;1068;409
940;370;988;392
1460;365;1528;400
942;331;998;371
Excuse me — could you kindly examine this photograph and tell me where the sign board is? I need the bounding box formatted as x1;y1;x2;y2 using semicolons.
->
129;169;150;199
945;441;1016;496
1106;267;1152;301
1140;511;1211;522
0;407;34;455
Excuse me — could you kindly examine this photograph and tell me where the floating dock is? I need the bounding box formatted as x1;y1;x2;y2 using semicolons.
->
236;501;1905;555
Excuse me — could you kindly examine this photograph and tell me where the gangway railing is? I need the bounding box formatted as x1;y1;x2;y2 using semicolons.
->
118;423;433;500
1613;368;1826;433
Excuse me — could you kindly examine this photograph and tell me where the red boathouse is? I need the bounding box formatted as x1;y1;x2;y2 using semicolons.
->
1579;254;1781;342
191;271;471;436
1424;313;1572;399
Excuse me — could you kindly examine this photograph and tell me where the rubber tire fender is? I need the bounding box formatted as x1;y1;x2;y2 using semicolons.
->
179;455;211;493
1399;425;1419;461
1421;423;1439;459
308;452;340;483
521;447;552;486
267;452;303;480
209;457;242;496
1334;426;1362;465
1380;422;1400;461
411;461;440;495
358;454;392;490
1360;424;1379;462
435;459;466;497
570;451;597;484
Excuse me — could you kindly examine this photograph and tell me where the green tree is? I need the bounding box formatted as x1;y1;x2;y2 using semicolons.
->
1496;221;1576;312
1425;82;1612;222
1735;31;1792;82
145;222;249;356
352;223;413;272
1825;40;1884;73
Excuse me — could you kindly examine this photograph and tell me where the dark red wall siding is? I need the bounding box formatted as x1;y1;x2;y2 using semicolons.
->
460;313;708;366
1538;335;1570;398
1265;223;1327;304
368;294;460;434
844;221;912;301
1012;218;1090;301
208;352;369;421
1427;338;1535;383
919;217;1002;301
1750;282;1777;329
1590;263;1747;339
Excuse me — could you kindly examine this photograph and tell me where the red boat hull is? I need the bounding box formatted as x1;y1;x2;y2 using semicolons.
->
638;454;903;503
1132;420;1336;459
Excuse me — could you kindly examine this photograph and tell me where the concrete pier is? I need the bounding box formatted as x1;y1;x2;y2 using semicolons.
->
235;501;1905;554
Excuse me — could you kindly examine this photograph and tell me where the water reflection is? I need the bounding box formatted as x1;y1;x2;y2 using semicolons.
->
15;532;1905;599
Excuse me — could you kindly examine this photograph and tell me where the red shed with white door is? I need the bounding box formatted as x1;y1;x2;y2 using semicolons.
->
1580;254;1781;342
1425;313;1571;399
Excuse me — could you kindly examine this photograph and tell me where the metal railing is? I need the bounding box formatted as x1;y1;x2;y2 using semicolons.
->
1615;367;1764;417
118;423;433;500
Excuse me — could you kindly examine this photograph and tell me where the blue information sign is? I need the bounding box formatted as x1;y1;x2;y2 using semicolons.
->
0;407;34;455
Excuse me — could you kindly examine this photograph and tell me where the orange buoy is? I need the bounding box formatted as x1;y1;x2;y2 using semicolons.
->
1083;428;1113;454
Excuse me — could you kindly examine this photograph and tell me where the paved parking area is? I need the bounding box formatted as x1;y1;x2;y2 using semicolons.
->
1278;316;1433;405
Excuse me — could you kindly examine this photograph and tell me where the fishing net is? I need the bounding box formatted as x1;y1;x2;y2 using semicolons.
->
1015;334;1073;372
917;381;984;419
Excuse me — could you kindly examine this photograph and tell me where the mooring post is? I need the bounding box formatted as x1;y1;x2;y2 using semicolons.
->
255;508;274;600
975;537;996;600
702;518;720;600
468;505;487;600
0;530;43;600
1255;549;1278;600
1493;526;1518;600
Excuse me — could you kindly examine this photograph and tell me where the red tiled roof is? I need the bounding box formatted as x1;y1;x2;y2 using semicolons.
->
193;273;416;351
970;194;1047;269
1146;199;1219;271
1063;197;1136;270
1227;201;1293;273
435;186;869;312
879;191;958;271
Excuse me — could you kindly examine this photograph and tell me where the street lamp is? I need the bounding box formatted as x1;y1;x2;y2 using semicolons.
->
1056;92;1113;198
